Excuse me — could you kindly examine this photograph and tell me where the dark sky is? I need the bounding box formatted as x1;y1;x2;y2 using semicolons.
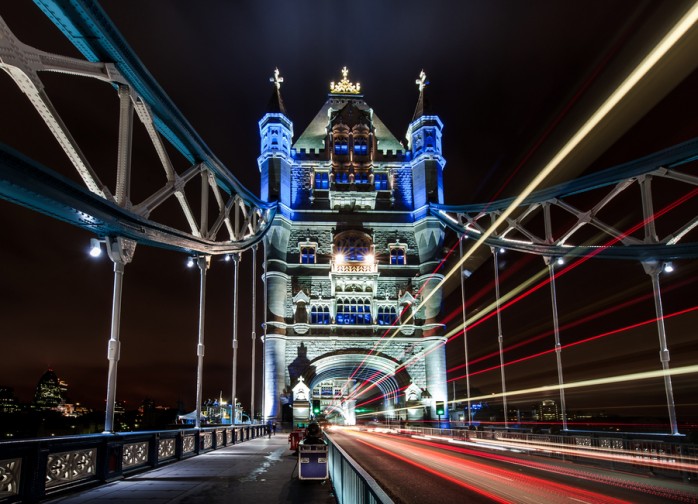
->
1;1;697;424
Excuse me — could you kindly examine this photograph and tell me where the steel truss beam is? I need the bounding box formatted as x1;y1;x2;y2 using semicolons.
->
432;137;698;260
0;1;274;254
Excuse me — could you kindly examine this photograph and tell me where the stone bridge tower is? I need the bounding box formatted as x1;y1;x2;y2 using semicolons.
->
259;68;448;425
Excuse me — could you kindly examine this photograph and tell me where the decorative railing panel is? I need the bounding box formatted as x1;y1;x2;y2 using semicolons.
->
0;458;20;499
158;438;176;461
45;449;96;489
216;430;224;448
182;435;196;454
123;441;149;469
201;432;213;450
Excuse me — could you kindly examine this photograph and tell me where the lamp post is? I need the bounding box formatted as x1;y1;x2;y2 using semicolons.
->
545;256;568;431
231;253;240;426
492;246;508;428
90;236;135;434
194;255;210;429
459;238;472;427
251;245;257;423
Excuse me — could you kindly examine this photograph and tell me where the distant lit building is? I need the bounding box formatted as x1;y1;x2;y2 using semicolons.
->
539;399;559;422
0;387;21;414
33;369;65;410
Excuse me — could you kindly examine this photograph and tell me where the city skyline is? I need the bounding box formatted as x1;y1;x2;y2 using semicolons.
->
1;1;697;428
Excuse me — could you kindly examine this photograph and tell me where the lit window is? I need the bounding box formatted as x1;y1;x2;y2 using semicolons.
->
355;171;368;184
300;245;316;264
336;298;371;325
335;171;350;184
377;306;397;325
390;246;406;265
334;231;373;262
314;172;329;190
354;139;368;155
311;306;330;324
374;173;389;190
334;139;348;155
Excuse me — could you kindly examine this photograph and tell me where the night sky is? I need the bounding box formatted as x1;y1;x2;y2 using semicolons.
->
1;1;697;425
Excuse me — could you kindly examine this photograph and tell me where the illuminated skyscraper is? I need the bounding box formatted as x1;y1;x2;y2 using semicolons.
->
260;68;448;424
33;369;65;410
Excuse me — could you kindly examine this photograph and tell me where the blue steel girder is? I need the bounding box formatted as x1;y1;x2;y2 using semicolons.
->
431;137;698;261
0;1;275;254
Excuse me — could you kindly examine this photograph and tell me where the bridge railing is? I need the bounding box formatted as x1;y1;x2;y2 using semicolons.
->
325;433;393;504
397;426;698;480
0;425;265;503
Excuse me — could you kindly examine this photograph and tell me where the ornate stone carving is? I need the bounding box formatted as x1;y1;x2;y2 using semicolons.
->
158;438;176;460
45;449;96;488
0;458;21;498
123;442;149;468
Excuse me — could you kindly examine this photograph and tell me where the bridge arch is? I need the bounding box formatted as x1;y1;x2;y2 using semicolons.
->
299;349;412;424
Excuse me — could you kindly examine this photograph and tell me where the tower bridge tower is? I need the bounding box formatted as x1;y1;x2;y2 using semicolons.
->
259;68;448;425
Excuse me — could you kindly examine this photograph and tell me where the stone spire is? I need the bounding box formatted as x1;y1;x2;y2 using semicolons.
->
412;69;432;121
267;68;287;115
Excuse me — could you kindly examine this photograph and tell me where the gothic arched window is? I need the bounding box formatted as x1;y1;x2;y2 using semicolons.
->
310;305;330;324
300;245;316;264
334;231;373;262
390;246;406;265
377;306;397;325
336;297;371;325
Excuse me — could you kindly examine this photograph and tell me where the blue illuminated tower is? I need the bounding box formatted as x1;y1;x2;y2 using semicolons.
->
260;68;448;426
258;68;294;205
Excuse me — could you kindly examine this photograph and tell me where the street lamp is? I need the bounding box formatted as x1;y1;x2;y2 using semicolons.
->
664;262;674;273
89;238;103;257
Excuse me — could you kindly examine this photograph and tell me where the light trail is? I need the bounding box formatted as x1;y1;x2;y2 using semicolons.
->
395;2;698;335
346;178;698;407
333;4;698;408
353;363;698;421
401;434;698;501
447;272;698;372
445;305;698;383
346;430;634;503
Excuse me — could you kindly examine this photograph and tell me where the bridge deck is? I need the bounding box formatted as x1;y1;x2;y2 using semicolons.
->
47;433;336;504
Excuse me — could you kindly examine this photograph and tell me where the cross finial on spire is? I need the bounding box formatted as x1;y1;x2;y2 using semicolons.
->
270;68;284;89
416;70;428;93
341;66;349;79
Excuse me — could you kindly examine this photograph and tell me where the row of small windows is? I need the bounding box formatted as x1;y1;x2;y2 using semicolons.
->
310;306;331;324
333;140;369;155
307;305;399;325
298;243;406;264
313;171;389;190
376;306;397;325
336;298;372;325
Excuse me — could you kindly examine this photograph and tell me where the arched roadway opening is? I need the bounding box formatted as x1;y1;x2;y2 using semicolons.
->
300;350;413;425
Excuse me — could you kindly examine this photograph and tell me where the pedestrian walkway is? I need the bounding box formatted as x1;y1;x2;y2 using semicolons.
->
48;432;336;504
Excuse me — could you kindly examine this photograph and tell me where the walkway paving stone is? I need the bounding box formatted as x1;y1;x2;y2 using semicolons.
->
48;434;336;504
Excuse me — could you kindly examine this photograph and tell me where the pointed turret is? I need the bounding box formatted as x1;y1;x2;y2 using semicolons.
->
266;68;287;115
406;70;445;207
258;68;294;204
411;70;432;122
